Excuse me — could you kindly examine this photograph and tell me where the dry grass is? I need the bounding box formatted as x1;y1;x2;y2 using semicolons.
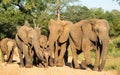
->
68;48;120;75
105;56;120;75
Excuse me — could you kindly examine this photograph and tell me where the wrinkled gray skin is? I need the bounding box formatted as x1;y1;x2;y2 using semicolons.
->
48;19;72;67
15;21;46;68
39;35;49;67
0;38;17;64
69;19;110;71
33;35;49;67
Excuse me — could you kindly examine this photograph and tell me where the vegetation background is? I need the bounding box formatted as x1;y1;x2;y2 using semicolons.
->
0;0;120;75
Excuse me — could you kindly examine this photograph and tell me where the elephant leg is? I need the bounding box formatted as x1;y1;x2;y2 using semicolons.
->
57;43;67;67
7;50;14;64
81;39;91;69
64;50;68;64
23;45;32;68
49;56;54;66
54;42;59;66
1;53;5;63
44;55;49;68
93;46;100;71
49;48;54;66
70;41;80;69
81;50;91;69
18;48;24;67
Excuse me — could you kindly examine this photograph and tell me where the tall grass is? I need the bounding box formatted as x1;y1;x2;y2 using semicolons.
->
105;36;120;75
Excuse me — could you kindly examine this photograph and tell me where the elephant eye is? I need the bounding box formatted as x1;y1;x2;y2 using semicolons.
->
47;45;49;48
58;30;61;33
40;45;43;48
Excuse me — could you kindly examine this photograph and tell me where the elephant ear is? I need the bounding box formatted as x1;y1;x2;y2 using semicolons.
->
59;21;72;43
90;19;99;31
17;25;32;44
81;22;97;42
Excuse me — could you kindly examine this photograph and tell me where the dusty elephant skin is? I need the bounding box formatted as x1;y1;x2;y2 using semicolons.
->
69;19;110;71
0;38;17;64
48;19;72;67
39;35;49;67
15;21;46;68
33;35;49;68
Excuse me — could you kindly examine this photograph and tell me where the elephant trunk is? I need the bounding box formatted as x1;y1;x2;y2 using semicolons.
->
48;35;55;58
99;37;109;71
48;33;59;66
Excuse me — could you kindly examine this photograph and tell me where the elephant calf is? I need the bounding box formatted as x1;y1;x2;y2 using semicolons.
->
0;38;17;64
32;35;49;68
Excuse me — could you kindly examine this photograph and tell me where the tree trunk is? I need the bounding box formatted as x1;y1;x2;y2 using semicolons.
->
57;0;60;20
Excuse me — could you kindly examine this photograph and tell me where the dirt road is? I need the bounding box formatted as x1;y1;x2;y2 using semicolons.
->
0;57;117;75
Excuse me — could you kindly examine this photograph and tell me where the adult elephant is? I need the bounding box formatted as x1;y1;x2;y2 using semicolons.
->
48;19;73;67
0;38;17;64
69;19;110;71
15;21;46;68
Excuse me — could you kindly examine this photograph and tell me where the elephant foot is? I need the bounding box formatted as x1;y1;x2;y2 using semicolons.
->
19;65;24;68
74;65;80;69
72;60;80;69
38;64;44;68
49;62;54;67
49;57;54;67
41;61;48;68
81;60;87;69
56;62;63;67
98;67;103;72
25;64;32;68
19;64;24;68
7;60;13;64
56;59;65;67
7;62;12;64
93;67;98;71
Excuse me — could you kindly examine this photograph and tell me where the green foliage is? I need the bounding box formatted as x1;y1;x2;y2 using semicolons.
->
0;0;120;39
61;6;91;23
114;0;120;5
0;0;50;39
109;36;120;57
61;5;120;37
107;36;120;74
104;57;120;75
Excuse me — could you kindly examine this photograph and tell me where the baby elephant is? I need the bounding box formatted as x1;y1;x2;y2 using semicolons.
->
32;35;49;68
0;38;17;64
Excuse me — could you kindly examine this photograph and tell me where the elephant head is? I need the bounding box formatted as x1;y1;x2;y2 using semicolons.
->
48;19;73;66
81;19;110;71
90;19;110;71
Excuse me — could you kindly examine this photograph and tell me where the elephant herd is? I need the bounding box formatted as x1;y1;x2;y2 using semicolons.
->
0;19;110;71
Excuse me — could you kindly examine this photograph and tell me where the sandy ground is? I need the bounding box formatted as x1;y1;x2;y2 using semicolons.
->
0;56;117;75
